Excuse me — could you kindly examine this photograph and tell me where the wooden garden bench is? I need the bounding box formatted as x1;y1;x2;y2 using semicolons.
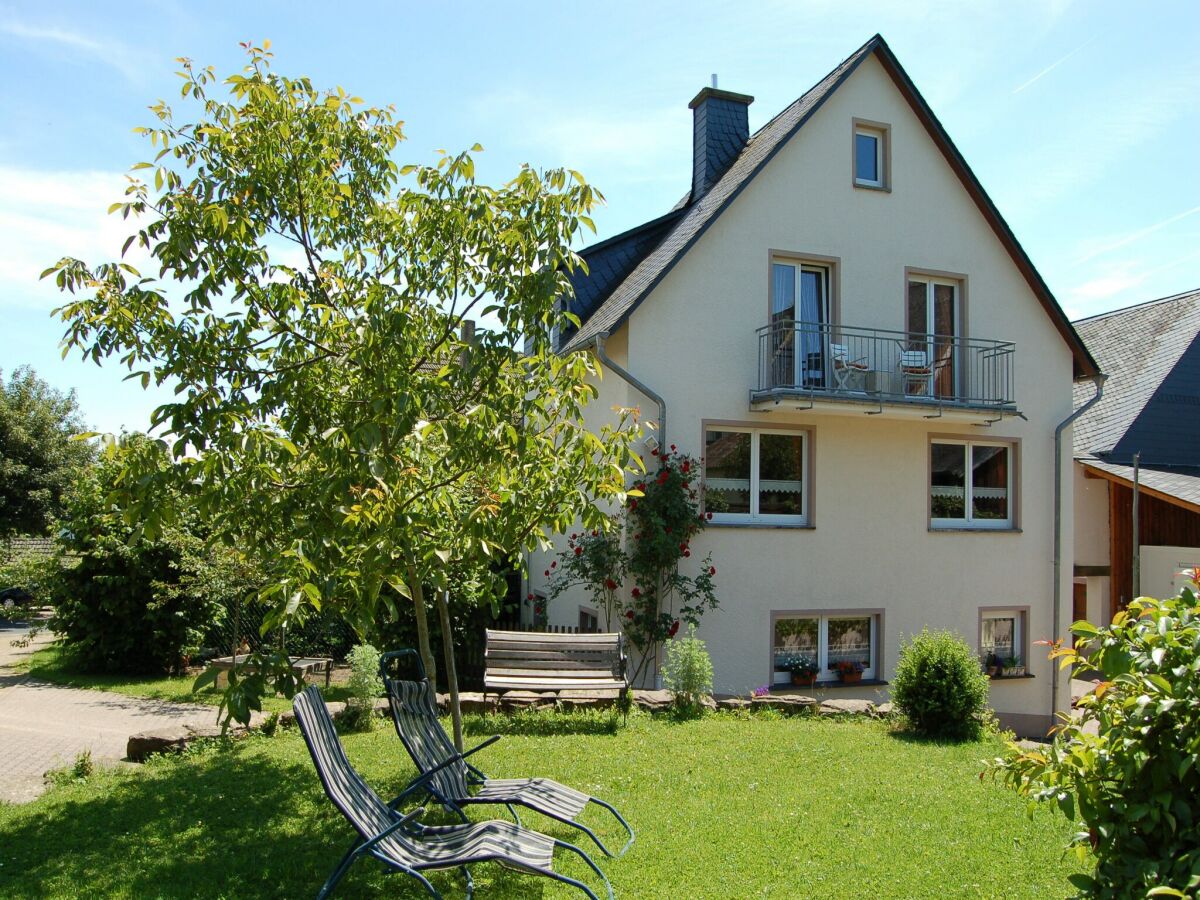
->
483;630;628;702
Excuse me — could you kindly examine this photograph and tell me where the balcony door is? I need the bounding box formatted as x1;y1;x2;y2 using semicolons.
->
771;262;829;389
906;276;960;398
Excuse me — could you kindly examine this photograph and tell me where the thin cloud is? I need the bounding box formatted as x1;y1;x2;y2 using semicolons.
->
1071;205;1200;267
1012;37;1095;94
1;20;143;82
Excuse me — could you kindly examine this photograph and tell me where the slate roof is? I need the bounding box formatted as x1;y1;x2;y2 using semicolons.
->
1072;288;1200;464
561;208;685;346
1080;460;1200;513
561;34;1098;378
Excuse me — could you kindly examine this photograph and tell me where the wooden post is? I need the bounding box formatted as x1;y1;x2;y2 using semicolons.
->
1132;452;1141;599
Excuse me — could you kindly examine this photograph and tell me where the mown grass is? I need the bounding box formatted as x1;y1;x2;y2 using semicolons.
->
19;643;350;712
0;711;1085;898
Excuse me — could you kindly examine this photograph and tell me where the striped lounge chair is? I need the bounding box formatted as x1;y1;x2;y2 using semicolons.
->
292;686;612;899
379;650;634;858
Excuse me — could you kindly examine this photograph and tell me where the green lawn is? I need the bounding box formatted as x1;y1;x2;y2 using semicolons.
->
0;711;1085;898
19;644;350;712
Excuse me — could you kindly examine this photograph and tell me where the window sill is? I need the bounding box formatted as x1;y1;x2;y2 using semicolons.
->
853;181;890;193
929;526;1022;534
771;679;888;691
708;522;814;530
988;674;1035;681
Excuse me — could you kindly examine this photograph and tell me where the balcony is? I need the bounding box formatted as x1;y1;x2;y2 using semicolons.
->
752;322;1018;420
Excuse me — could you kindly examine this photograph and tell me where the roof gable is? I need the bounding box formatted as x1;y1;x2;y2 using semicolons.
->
1074;288;1200;463
563;34;1098;378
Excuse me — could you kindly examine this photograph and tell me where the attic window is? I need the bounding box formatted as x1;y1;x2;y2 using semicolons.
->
853;120;889;190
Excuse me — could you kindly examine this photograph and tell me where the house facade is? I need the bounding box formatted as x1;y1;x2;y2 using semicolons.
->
1073;289;1200;627
528;35;1099;737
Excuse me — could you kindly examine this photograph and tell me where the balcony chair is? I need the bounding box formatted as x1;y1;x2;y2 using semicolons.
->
898;349;934;397
830;343;871;392
292;685;613;899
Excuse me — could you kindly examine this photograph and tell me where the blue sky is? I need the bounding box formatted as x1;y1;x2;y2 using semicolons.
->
1;0;1197;434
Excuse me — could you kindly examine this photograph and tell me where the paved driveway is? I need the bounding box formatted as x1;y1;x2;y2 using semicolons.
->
0;626;216;803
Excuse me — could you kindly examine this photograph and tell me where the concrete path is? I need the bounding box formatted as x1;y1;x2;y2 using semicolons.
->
0;626;217;803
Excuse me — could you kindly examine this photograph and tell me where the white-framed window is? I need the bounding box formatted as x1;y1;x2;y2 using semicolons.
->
578;607;599;633
981;609;1025;667
854;124;887;188
769;260;831;390
930;439;1013;529
704;427;808;525
773;613;878;684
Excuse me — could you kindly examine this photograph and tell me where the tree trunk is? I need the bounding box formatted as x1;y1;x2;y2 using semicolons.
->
408;570;437;691
435;588;464;751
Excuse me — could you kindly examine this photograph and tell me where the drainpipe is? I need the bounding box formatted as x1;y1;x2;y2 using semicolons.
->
590;331;667;687
1051;373;1106;724
592;332;666;451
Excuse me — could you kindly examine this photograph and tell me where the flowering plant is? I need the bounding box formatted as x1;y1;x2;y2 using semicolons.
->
784;654;820;677
544;529;625;630
623;447;719;683
833;659;865;676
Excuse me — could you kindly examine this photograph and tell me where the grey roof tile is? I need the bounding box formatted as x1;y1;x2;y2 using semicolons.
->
1080;459;1200;510
1073;288;1200;463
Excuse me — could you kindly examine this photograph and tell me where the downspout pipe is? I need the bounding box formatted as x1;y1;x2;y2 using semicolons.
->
1051;373;1106;725
592;332;667;451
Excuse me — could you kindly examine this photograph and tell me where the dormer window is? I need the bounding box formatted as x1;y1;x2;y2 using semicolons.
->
853;120;889;190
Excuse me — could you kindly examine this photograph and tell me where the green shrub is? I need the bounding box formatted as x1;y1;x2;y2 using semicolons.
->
991;593;1200;897
891;628;990;740
341;643;383;732
52;437;259;675
663;625;713;715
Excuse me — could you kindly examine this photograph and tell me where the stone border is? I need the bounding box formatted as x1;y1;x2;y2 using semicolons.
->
126;691;894;761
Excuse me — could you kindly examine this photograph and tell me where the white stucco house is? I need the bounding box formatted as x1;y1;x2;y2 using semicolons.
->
526;34;1101;737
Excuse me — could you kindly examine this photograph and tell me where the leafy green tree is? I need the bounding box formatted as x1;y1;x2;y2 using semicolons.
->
53;434;261;676
0;366;95;539
45;42;641;725
990;592;1200;898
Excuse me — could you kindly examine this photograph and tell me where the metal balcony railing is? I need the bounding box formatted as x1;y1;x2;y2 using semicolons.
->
754;321;1016;409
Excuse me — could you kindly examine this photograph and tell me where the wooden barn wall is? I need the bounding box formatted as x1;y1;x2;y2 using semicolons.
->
1109;482;1200;614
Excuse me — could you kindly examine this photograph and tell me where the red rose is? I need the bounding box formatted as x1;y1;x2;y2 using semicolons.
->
682;461;690;473
592;530;599;537
629;500;637;510
670;444;676;452
631;587;641;598
570;533;577;540
574;546;582;556
651;448;659;456
544;570;550;577
709;566;716;576
625;609;635;619
668;620;680;637
605;578;617;590
551;561;557;569
682;481;690;489
679;543;687;551
683;549;691;558
705;511;713;520
527;592;535;600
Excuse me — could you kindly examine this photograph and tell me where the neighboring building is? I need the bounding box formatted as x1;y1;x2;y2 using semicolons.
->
1073;288;1200;625
528;34;1099;737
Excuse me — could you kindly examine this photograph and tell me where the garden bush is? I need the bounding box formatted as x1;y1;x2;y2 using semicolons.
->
663;625;713;715
891;628;990;740
52;437;260;675
341;644;383;732
992;592;1200;897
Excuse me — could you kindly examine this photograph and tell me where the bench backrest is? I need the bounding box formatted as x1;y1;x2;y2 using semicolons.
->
484;629;626;687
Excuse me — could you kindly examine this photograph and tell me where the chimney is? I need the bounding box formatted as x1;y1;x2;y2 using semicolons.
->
688;86;754;199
